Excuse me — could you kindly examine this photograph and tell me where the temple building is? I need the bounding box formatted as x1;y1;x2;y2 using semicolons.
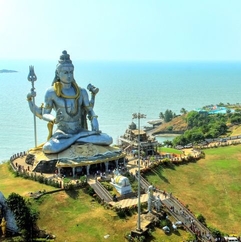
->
119;121;159;156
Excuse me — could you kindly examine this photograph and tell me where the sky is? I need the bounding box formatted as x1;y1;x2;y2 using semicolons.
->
0;0;241;61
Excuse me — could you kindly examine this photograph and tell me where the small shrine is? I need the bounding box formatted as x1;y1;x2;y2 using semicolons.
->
110;169;132;195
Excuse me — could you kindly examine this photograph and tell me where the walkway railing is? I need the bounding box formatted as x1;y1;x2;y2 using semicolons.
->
134;174;150;192
169;196;214;241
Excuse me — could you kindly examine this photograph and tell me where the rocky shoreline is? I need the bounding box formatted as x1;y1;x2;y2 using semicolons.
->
0;69;17;73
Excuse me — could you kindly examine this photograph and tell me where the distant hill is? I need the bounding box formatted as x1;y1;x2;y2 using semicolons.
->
151;112;241;137
151;114;188;135
0;69;17;73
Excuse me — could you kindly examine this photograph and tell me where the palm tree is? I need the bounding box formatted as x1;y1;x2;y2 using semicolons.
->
180;108;187;114
159;112;164;119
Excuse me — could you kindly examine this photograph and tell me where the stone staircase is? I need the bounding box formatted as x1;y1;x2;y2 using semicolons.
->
138;176;215;242
89;179;113;203
135;174;150;192
165;196;215;241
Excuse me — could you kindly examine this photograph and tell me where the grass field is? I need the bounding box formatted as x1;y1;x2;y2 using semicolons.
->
34;190;190;242
0;163;190;241
146;145;241;236
158;147;183;155
0;163;56;197
229;125;241;136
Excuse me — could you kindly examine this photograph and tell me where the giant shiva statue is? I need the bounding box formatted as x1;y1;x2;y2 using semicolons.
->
27;50;112;154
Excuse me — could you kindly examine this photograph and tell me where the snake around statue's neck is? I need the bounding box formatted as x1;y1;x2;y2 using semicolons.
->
53;81;81;117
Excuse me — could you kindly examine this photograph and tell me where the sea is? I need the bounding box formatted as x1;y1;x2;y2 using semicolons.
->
1;60;241;163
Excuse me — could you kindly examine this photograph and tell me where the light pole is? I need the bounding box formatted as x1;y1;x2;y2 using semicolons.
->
132;112;146;232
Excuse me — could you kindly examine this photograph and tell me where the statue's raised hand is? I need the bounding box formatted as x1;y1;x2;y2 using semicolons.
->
27;89;36;100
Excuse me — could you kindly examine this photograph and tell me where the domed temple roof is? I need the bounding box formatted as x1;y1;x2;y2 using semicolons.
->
129;122;137;130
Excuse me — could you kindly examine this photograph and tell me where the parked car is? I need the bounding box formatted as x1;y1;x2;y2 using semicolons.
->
184;143;193;148
220;138;227;142
175;145;184;150
198;140;209;146
224;236;239;242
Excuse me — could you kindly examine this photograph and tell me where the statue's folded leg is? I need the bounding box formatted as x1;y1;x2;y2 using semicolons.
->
42;130;111;154
76;133;113;146
43;133;81;154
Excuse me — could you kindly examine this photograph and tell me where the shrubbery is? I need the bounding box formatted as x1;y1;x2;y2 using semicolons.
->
101;181;114;191
10;168;62;189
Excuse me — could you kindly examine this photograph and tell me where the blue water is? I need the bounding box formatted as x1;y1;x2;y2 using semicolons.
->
0;60;241;162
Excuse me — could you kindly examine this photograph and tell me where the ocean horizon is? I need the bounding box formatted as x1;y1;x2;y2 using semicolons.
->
1;60;241;163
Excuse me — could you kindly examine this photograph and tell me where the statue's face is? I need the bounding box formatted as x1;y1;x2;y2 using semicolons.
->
58;64;74;84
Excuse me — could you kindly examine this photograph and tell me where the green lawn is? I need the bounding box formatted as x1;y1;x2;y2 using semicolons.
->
146;145;241;235
0;163;56;197
34;191;190;242
158;147;183;155
0;162;190;242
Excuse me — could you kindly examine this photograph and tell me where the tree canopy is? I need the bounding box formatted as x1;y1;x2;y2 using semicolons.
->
7;193;39;241
159;109;176;122
173;110;241;146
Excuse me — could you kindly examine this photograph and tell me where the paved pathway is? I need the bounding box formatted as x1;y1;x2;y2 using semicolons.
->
109;192;166;208
125;155;145;174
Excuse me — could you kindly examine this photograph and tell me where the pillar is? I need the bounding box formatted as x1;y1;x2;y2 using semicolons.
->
72;167;76;178
115;159;118;169
86;165;90;176
57;167;61;176
105;161;109;173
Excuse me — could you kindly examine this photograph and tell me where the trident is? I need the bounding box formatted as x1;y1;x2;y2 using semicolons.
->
28;66;38;147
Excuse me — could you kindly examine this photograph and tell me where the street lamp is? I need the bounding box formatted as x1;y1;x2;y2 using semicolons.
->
132;112;146;232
